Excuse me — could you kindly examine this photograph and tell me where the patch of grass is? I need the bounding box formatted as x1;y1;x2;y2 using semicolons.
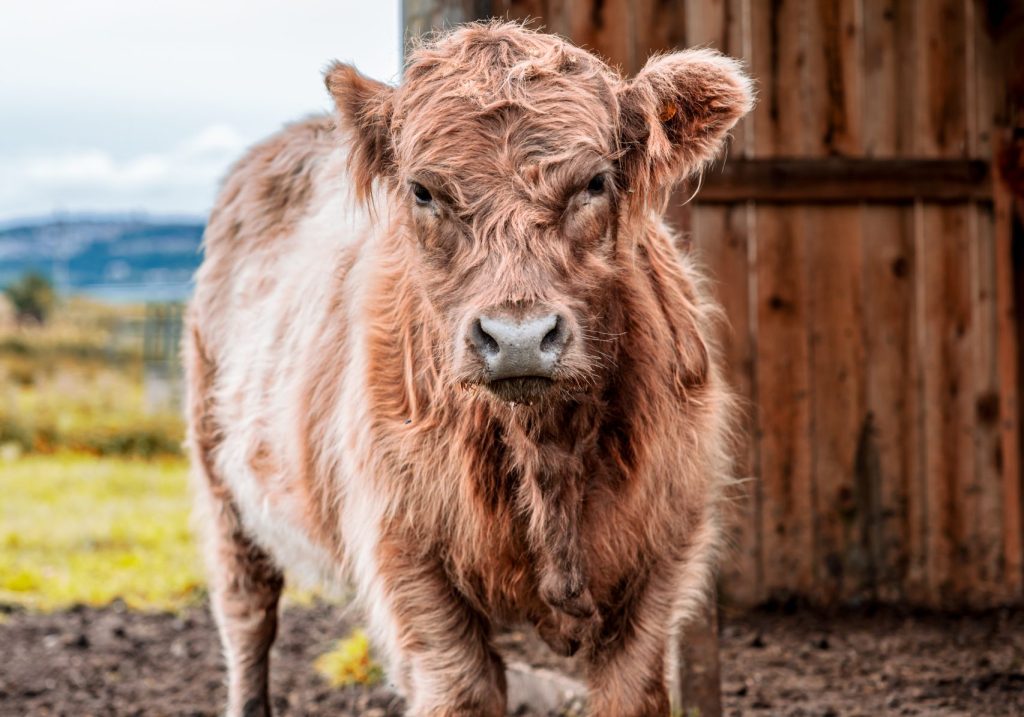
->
0;300;330;613
0;453;203;610
0;299;184;458
314;629;384;687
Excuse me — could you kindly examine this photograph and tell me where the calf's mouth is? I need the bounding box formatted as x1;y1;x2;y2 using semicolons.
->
483;376;556;405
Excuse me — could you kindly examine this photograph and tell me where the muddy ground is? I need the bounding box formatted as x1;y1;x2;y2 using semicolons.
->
0;601;1020;716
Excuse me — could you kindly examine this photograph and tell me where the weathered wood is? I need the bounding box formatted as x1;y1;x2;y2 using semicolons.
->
919;206;975;607
803;0;870;605
808;206;868;603
693;205;761;606
913;0;974;609
861;206;918;603
971;204;1009;605
754;205;816;599
403;0;492;45
744;6;815;624
676;597;722;717
402;0;1024;615
695;158;993;204
963;0;1002;607
860;0;918;605
994;131;1024;602
913;0;969;159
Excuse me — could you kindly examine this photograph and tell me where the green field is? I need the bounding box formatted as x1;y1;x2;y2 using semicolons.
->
0;298;184;459
0;301;198;610
0;453;201;610
0;300;382;682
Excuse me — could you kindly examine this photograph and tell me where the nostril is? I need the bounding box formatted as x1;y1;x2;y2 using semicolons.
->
540;315;567;353
471;318;500;357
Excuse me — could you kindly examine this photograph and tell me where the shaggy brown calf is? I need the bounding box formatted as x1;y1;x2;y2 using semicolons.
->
185;21;751;717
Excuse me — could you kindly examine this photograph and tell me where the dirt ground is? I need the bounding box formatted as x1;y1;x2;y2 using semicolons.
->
717;606;1024;717
0;601;1020;716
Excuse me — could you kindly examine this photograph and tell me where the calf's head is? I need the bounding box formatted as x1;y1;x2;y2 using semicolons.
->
327;23;752;405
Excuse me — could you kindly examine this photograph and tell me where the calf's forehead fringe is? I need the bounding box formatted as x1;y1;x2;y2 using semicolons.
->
392;22;622;168
400;21;621;111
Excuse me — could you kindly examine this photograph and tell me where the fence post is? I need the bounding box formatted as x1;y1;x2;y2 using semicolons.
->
676;595;723;717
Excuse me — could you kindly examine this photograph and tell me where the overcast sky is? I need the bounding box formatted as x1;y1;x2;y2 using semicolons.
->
0;1;400;222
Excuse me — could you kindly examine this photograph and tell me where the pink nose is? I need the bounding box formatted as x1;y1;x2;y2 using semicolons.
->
468;312;570;380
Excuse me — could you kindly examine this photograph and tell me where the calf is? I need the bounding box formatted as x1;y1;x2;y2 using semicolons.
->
185;21;751;717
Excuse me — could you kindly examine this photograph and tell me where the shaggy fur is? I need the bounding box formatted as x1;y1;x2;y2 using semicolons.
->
185;21;752;717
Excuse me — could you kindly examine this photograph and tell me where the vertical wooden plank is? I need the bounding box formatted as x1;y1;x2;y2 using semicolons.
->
918;206;974;607
965;0;1014;608
745;0;816;602
804;0;862;157
801;0;869;604
971;205;1009;606
747;0;781;157
754;0;805;157
544;0;636;72
676;597;722;717
911;0;969;158
861;207;918;603
859;0;919;605
863;0;898;159
753;205;815;600
693;205;761;605
911;0;973;608
807;206;868;603
994;134;1024;603
636;0;687;60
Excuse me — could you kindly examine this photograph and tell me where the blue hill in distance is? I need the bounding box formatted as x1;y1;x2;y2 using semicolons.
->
0;214;206;303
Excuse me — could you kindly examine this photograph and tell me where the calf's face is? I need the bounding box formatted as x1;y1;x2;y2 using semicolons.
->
327;25;752;405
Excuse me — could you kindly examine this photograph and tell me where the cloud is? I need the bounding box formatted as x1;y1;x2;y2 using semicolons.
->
179;125;251;158
25;151;169;186
0;1;400;222
0;124;252;220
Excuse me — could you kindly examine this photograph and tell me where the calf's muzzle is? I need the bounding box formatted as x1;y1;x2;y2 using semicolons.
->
469;309;570;389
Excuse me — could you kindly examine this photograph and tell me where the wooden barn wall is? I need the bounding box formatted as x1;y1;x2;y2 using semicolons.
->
405;0;1023;609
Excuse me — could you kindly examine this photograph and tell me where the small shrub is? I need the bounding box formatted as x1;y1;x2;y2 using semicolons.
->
4;272;56;325
314;630;384;687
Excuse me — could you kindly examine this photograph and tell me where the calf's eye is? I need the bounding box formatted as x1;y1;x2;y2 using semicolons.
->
411;182;433;206
586;174;606;195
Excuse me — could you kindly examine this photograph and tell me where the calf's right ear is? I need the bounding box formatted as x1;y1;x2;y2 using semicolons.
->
617;50;753;201
325;62;396;199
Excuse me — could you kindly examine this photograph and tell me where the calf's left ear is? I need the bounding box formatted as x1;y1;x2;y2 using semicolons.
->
325;62;396;199
617;49;753;197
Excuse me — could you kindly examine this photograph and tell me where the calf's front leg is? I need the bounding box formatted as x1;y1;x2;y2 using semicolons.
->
371;535;507;717
187;329;284;716
583;560;690;717
196;476;284;717
585;511;720;717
